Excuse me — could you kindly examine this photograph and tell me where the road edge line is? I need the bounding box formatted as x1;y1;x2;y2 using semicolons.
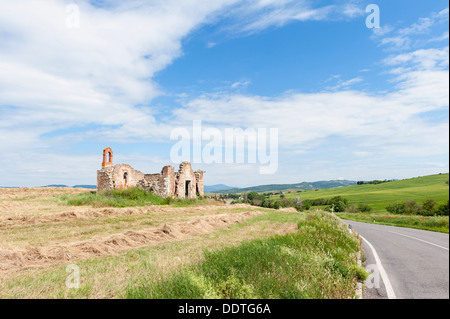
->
387;231;449;251
359;235;397;299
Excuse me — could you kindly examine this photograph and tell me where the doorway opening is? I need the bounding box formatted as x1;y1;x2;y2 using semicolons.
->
185;180;191;198
123;172;128;188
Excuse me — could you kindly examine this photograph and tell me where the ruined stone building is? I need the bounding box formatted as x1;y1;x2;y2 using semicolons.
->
97;147;204;199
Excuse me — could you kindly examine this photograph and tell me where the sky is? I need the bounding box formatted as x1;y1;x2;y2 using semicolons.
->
0;0;448;187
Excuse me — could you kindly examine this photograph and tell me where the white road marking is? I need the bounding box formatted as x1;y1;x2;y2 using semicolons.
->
387;231;449;251
359;235;397;299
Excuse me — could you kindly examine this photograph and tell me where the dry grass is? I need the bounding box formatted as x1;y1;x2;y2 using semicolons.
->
0;188;305;298
0;217;298;298
0;187;91;219
0;210;266;274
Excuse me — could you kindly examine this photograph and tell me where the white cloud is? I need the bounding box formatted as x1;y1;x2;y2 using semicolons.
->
216;0;364;34
327;76;363;90
428;31;449;43
0;0;363;149
171;46;449;158
373;6;449;51
0;0;251;146
231;80;252;89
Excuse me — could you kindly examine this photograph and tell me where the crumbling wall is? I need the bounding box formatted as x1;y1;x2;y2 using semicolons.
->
195;170;204;198
175;162;197;199
161;165;176;198
97;166;114;191
111;164;144;190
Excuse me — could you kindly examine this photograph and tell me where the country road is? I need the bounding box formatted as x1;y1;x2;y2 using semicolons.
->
340;219;449;299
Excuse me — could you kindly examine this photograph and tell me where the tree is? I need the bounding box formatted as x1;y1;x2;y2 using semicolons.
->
422;199;437;216
437;200;449;216
386;203;405;214
357;203;372;213
330;196;348;212
404;200;423;215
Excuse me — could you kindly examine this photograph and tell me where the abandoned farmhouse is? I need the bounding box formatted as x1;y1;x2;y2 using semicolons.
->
97;147;204;199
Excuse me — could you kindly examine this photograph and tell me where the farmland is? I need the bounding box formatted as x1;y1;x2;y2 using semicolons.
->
0;187;365;299
236;173;449;232
270;173;449;212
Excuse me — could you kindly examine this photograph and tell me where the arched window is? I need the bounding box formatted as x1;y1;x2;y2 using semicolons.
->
102;147;113;168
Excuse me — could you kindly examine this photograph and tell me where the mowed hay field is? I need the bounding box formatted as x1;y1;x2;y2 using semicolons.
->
0;187;365;299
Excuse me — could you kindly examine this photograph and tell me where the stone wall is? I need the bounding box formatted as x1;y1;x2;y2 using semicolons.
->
195;170;204;198
175;162;198;199
97;166;114;191
111;164;144;189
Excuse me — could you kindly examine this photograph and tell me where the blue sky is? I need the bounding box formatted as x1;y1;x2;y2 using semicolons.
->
0;0;448;187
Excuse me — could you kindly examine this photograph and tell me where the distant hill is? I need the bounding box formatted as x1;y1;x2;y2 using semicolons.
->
204;184;235;192
42;184;97;189
42;184;69;188
211;180;357;194
73;185;97;189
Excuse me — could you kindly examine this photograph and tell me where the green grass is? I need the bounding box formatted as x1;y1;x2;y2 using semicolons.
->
57;188;206;208
125;210;367;299
337;213;449;233
274;173;449;213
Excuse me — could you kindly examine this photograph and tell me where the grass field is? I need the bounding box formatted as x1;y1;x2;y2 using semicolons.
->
272;173;449;212
0;187;366;299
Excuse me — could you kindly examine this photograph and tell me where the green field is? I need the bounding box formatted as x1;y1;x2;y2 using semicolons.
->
273;173;449;213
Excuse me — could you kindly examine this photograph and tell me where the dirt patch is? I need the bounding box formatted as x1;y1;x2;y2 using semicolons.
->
0;210;264;275
279;207;298;213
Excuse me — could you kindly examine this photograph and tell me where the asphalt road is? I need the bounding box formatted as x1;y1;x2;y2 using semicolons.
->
340;219;449;299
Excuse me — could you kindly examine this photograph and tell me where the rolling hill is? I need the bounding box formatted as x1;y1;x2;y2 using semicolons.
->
210;180;357;194
272;173;449;212
204;184;235;192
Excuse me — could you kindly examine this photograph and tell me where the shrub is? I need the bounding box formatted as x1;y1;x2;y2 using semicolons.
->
422;199;437;216
357;203;372;213
331;200;347;213
345;204;359;213
404;200;423;215
437;200;449;216
386;203;405;214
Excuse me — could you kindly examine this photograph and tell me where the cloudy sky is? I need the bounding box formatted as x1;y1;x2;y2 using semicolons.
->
0;0;448;187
